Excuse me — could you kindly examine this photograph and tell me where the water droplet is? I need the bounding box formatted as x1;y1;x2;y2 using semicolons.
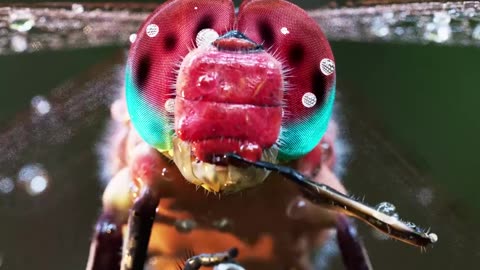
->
174;219;197;233
464;8;476;18
472;24;480;40
129;33;137;43
429;233;438;243
0;177;14;194
405;221;417;229
319;58;335;76
31;95;51;116
212;217;233;231
196;28;219;47
433;12;451;25
424;23;451;43
280;27;290;35
146;24;159;38
9;11;35;32
375;202;397;217
164;98;175;113
18;164;49;196
10;35;27;53
71;3;84;14
370;17;390;37
302;92;317;108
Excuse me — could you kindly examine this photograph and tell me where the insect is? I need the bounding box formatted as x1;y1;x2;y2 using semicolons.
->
81;0;437;269
6;0;476;268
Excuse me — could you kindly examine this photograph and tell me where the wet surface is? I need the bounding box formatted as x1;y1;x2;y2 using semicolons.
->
1;2;480;54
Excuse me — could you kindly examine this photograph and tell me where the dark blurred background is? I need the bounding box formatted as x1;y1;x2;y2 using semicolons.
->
0;0;479;269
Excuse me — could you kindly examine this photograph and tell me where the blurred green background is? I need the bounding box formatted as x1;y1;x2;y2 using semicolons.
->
0;0;479;270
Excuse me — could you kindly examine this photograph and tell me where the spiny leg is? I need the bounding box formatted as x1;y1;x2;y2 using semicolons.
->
227;153;438;248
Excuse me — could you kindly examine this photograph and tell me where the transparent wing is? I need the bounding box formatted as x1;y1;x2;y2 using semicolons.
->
1;1;479;55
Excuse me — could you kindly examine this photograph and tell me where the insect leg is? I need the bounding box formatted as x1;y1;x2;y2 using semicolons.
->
86;168;133;270
85;211;124;270
121;187;161;270
227;153;438;248
336;215;373;270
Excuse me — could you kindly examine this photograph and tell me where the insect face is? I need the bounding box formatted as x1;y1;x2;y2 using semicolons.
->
174;30;283;193
126;0;336;194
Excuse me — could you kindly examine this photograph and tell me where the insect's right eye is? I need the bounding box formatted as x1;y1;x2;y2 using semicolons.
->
125;0;235;154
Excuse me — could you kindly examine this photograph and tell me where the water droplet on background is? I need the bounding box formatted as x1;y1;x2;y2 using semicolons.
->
472;24;480;40
174;219;197;233
424;12;452;43
17;164;50;196
212;217;233;231
0;177;14;194
71;3;85;14
31;95;51;116
10;35;27;53
9;11;35;32
370;17;390;38
129;33;137;43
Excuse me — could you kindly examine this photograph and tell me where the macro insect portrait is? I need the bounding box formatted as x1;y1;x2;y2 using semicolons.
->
1;1;479;270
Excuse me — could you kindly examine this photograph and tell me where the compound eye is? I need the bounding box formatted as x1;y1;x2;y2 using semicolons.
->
237;0;336;160
125;0;234;152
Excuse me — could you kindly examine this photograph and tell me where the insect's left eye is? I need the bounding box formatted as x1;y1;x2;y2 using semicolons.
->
125;0;235;153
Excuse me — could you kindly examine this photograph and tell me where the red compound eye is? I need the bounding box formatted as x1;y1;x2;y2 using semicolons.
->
237;0;336;160
126;0;235;151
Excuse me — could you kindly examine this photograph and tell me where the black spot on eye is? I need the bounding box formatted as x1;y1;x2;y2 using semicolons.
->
258;19;275;48
194;14;215;36
287;43;305;66
164;33;177;51
135;55;151;90
311;69;327;103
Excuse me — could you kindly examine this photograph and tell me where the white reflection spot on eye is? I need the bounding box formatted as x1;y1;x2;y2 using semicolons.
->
164;98;175;113
196;28;219;48
320;58;335;76
302;92;317;108
129;33;137;43
0;177;14;194
146;24;159;38
280;27;290;35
